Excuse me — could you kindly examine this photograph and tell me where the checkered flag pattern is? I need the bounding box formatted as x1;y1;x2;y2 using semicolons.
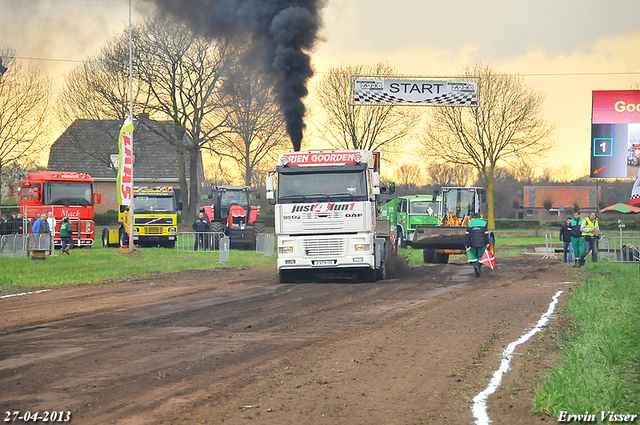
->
353;91;477;106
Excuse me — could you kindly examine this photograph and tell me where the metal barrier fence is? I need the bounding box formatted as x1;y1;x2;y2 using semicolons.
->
256;233;275;256
0;233;54;258
176;232;230;263
600;236;640;263
541;234;558;260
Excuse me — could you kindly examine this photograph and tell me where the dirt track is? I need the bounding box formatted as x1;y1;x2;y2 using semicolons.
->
0;254;576;424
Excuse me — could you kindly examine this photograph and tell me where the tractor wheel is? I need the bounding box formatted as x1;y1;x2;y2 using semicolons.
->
210;221;224;249
252;220;266;250
423;248;435;263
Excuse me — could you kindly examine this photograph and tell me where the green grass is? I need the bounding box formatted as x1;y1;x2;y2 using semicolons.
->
533;262;640;418
0;244;276;292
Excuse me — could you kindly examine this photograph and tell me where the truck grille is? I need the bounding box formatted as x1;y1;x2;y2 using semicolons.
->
144;226;162;234
135;217;173;225
302;212;345;232
302;237;347;257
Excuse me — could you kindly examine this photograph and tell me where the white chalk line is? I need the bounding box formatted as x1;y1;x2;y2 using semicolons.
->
0;289;51;299
471;290;563;425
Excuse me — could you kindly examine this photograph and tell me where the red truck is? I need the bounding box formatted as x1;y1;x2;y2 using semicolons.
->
19;171;101;247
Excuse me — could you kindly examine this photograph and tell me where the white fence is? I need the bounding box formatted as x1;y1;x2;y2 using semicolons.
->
176;232;229;263
256;233;275;256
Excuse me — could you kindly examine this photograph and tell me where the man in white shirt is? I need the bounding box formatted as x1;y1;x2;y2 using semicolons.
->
46;211;56;236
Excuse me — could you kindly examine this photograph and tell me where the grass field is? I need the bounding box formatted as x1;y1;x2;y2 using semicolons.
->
0;244;276;291
533;261;640;418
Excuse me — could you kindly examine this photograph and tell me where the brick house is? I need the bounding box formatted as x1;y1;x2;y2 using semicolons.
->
47;118;205;213
520;185;601;220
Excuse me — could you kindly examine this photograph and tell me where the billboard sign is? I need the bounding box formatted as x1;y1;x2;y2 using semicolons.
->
591;90;640;178
351;76;479;107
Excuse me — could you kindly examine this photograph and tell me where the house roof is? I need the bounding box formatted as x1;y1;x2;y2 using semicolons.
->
47;119;201;182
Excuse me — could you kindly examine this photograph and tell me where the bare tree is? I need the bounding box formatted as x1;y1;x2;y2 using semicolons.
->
314;62;421;153
212;50;289;186
424;161;476;187
56;31;152;171
135;15;233;222
395;163;423;190
0;49;52;204
419;64;555;228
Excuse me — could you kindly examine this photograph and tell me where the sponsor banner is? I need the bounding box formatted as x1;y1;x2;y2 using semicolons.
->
282;151;364;166
289;202;357;214
351;76;479;106
117;118;134;206
592;90;640;124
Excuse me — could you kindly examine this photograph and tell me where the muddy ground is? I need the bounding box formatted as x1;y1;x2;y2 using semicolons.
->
0;253;578;424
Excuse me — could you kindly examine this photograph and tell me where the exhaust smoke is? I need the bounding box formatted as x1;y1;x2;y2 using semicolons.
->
150;0;326;151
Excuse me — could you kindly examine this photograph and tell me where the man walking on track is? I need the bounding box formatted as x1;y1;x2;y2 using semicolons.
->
464;213;491;277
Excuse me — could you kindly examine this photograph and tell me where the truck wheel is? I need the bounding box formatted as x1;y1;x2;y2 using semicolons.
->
376;261;387;280
435;252;449;264
102;229;110;247
279;270;295;283
359;267;377;283
423;248;435;263
119;228;129;248
398;228;407;248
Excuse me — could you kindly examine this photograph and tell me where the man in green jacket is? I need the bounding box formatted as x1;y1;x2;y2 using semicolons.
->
569;211;584;266
59;217;74;254
464;213;491;277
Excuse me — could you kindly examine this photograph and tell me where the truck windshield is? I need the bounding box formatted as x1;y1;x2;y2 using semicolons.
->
410;200;437;215
44;183;93;206
277;171;367;203
442;189;476;219
134;196;176;213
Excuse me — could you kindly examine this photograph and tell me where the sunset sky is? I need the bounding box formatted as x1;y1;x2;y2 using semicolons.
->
1;0;639;178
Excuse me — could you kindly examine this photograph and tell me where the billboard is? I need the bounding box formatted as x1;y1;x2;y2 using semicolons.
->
591;90;640;178
350;76;479;107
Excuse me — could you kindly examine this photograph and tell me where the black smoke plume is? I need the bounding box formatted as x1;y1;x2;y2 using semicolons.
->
150;0;326;151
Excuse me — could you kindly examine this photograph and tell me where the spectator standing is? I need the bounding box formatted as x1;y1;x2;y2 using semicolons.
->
569;211;584;266
559;218;574;263
46;211;56;237
59;217;73;254
577;211;601;267
32;214;50;250
192;212;210;251
464;213;491;277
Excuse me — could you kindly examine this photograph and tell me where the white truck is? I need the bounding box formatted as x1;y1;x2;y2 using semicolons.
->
266;150;393;283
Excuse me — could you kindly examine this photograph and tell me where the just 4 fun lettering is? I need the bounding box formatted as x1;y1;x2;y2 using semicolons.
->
557;411;638;422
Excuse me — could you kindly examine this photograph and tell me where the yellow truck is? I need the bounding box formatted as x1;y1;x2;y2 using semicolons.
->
102;187;181;248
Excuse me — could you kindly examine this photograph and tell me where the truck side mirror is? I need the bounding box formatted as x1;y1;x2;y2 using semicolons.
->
388;182;396;195
94;193;102;204
178;200;183;211
266;175;274;192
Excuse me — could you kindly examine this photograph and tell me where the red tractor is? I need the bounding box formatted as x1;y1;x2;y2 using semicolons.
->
202;185;265;249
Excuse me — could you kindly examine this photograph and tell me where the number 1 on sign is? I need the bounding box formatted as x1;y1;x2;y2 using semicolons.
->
600;140;607;153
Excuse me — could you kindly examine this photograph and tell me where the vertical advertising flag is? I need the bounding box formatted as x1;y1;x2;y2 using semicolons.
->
117;118;134;206
632;167;640;206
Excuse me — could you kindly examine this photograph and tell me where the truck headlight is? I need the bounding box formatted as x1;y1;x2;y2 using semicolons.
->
133;227;139;234
169;227;176;233
279;246;294;254
354;243;370;252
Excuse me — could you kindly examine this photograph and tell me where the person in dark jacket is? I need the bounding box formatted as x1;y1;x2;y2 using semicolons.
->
59;217;74;254
464;213;491;277
559;218;574;263
192;212;210;251
569;211;583;265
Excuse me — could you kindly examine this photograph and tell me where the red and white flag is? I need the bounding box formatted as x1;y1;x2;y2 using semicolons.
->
479;249;496;270
631;166;640;206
